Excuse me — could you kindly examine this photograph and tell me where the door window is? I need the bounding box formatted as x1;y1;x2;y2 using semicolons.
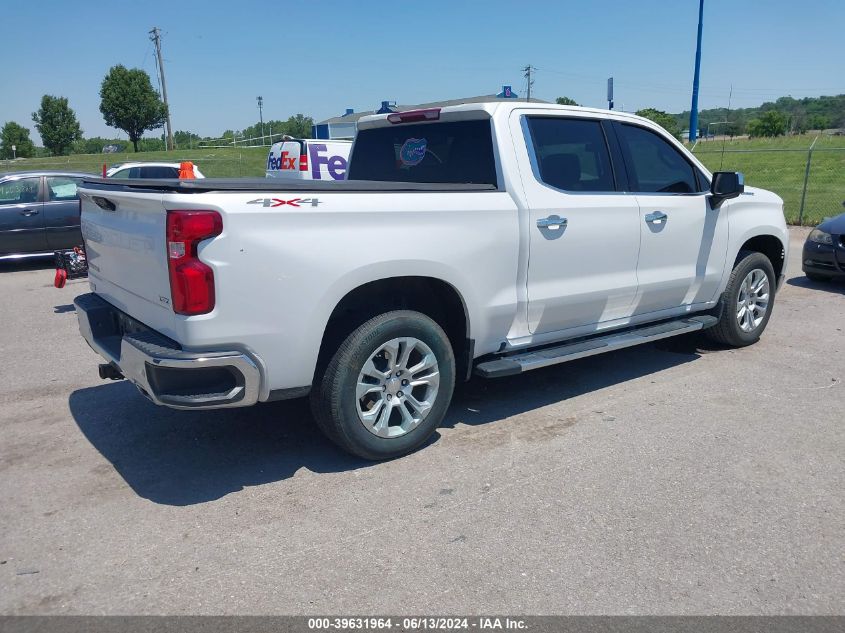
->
140;166;179;178
617;124;702;193
46;176;82;201
526;117;615;192
0;177;40;205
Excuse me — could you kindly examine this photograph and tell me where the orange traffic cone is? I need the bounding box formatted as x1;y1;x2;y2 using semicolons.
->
178;161;196;179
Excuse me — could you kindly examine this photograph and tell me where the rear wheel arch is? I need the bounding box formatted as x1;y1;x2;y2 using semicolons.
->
314;276;471;385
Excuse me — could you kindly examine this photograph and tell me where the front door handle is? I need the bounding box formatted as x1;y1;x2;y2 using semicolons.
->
645;211;668;224
537;215;567;230
20;209;39;217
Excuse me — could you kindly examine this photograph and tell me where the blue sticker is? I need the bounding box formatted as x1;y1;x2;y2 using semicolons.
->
399;138;427;166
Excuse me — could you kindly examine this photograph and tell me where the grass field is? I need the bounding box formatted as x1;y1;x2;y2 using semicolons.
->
0;146;269;178
691;134;845;225
2;135;842;225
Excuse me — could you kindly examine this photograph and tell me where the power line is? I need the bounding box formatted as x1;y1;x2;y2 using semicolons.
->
149;26;174;151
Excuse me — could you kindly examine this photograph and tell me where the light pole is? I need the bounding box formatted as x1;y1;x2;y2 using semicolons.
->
257;96;265;145
689;0;705;143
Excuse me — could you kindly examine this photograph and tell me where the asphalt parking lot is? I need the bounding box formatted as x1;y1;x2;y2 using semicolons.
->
1;226;842;615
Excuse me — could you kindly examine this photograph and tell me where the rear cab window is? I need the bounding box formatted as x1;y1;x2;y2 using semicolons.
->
348;119;498;187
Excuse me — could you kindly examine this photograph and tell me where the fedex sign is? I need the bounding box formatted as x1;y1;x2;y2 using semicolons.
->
266;141;351;181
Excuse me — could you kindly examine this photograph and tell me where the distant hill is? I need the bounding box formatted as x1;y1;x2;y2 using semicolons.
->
672;94;845;135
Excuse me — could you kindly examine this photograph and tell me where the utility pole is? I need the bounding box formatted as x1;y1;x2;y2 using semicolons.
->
523;65;534;102
689;0;705;143
149;27;174;151
257;96;265;145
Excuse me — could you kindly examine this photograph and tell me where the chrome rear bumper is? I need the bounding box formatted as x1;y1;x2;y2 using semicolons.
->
74;293;260;409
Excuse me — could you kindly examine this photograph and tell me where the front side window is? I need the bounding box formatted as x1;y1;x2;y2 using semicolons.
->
46;176;82;201
617;124;700;193
526;117;615;192
0;177;40;205
348;119;497;186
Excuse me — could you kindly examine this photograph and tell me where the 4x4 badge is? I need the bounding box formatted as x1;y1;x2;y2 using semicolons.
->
247;197;321;208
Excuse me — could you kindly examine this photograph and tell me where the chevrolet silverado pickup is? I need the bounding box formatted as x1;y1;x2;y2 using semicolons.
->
74;102;789;460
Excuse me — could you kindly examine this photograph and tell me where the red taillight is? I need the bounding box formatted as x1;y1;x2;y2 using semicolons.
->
299;153;308;171
387;108;441;124
166;210;223;315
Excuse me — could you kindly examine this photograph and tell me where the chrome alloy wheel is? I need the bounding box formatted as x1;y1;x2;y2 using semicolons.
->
356;337;441;438
736;268;770;333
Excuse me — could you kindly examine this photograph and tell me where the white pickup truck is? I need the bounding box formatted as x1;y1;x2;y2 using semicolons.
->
75;102;788;460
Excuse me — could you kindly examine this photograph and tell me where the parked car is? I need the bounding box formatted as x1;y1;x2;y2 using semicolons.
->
106;162;206;179
802;202;845;281
0;171;93;258
75;102;788;460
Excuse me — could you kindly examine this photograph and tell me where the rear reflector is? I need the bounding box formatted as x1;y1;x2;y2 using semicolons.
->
387;108;441;124
166;210;223;315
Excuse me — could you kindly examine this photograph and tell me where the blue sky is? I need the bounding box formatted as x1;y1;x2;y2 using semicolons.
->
3;0;843;144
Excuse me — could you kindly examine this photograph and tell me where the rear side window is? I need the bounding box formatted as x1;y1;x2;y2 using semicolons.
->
46;176;82;201
140;166;179;178
526;117;615;192
617;124;701;193
348;119;497;186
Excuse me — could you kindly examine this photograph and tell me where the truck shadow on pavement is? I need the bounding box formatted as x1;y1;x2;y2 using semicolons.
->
69;335;704;506
786;274;845;294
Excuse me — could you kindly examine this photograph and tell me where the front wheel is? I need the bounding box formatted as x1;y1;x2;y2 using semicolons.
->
311;310;456;460
706;251;776;347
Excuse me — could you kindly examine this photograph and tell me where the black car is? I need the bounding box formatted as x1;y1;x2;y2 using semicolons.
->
802;202;845;281
0;170;94;259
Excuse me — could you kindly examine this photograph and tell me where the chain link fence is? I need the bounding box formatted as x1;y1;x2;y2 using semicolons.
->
692;140;845;225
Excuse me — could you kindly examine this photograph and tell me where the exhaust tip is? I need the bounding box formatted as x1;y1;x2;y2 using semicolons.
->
98;363;124;381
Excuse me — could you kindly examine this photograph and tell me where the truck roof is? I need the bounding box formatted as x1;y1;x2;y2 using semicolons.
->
356;101;660;130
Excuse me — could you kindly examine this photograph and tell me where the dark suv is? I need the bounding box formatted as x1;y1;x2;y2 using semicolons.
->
0;171;94;259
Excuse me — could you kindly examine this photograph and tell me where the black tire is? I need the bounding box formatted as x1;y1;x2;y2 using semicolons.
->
706;250;776;347
805;272;832;282
310;310;455;460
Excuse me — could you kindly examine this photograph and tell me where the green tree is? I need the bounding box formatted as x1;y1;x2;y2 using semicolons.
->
747;110;787;137
807;114;830;130
635;108;681;140
0;122;36;158
555;96;580;106
31;95;82;156
174;130;201;149
99;65;168;152
284;114;313;138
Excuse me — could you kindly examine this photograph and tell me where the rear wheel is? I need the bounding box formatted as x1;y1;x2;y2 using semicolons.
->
311;310;455;460
706;251;776;347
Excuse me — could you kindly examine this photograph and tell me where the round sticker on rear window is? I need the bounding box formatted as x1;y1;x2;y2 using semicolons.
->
399;138;427;166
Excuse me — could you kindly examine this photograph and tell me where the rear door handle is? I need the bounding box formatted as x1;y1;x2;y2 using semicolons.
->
645;211;668;224
537;215;567;230
20;209;39;217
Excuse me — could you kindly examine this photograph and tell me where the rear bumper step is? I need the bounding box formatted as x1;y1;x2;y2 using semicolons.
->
75;293;261;409
475;315;718;378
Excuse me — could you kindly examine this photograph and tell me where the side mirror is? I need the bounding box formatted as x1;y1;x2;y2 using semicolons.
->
710;171;744;207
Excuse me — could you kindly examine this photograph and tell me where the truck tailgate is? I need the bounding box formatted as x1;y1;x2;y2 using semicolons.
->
79;188;176;337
